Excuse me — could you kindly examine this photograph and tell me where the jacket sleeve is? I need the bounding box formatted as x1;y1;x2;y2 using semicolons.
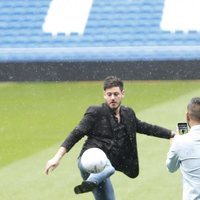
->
61;106;98;151
166;135;180;172
135;114;172;139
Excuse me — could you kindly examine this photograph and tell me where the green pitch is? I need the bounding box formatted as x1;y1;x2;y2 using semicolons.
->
0;80;200;200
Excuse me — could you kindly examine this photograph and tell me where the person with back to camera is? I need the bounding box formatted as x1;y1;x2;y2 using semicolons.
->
45;76;175;200
166;97;200;200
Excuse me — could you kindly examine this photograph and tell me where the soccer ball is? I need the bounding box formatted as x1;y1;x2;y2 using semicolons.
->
81;148;108;173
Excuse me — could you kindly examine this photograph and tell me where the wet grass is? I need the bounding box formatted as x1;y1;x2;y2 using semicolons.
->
0;80;200;200
0;80;200;168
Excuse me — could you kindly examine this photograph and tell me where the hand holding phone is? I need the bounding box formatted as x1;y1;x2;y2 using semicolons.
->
177;122;188;135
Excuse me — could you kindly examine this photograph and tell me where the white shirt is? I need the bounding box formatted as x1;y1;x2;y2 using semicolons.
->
166;125;200;200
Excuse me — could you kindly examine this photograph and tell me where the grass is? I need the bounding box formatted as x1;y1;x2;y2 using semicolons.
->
0;80;200;199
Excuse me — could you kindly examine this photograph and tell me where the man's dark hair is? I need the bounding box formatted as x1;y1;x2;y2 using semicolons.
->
187;97;200;122
103;76;124;91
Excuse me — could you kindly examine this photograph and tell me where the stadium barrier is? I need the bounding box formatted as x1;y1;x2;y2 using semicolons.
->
0;60;199;81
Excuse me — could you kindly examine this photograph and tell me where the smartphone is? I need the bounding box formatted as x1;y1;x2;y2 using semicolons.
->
177;122;188;135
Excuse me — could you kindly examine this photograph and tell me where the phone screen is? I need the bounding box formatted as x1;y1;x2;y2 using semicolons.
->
177;123;188;135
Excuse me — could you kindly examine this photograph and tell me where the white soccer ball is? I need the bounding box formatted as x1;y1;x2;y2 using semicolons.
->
81;148;108;173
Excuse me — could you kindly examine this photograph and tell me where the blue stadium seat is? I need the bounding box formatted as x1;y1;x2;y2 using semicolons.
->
0;0;200;61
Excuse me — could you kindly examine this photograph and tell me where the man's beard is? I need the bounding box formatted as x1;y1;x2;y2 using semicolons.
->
110;102;121;112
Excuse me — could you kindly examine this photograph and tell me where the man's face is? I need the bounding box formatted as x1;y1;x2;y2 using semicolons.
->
104;87;124;111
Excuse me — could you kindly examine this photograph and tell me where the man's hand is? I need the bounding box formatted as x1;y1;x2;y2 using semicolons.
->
44;146;67;175
45;157;60;175
169;130;178;145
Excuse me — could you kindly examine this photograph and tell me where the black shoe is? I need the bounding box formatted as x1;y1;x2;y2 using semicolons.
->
74;181;97;194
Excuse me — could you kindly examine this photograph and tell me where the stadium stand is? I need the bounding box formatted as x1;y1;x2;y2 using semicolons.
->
1;0;200;62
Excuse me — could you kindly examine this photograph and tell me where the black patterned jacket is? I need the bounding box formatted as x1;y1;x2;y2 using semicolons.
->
61;103;172;178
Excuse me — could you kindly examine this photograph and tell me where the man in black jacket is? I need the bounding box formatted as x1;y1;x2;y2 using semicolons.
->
45;76;175;200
